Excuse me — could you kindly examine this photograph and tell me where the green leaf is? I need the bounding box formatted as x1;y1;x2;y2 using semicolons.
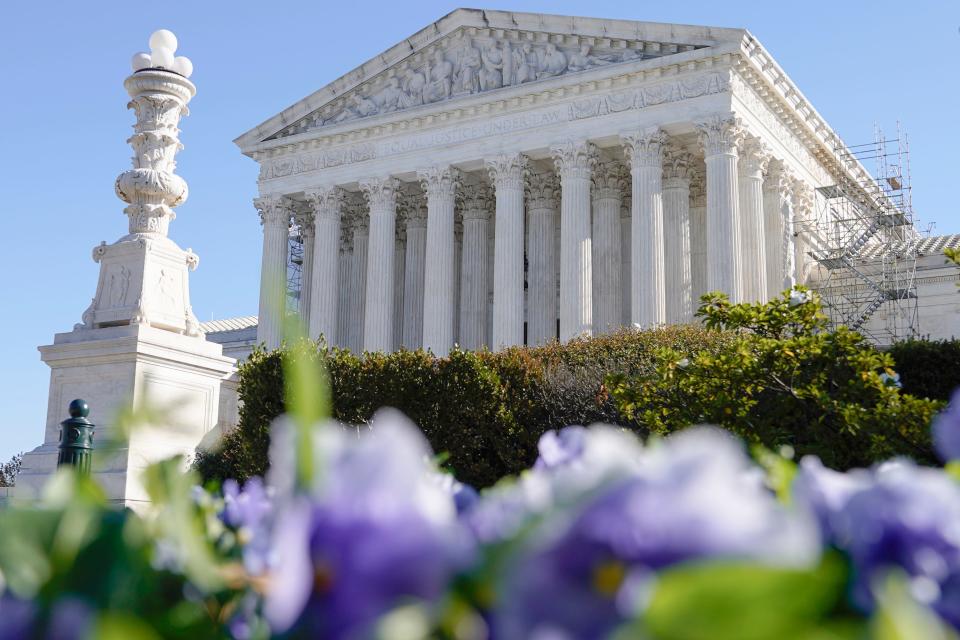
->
141;457;223;593
640;554;847;640
870;572;959;640
282;317;331;490
92;613;163;640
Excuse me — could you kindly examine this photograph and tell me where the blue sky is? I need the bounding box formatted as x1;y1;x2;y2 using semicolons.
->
0;1;957;463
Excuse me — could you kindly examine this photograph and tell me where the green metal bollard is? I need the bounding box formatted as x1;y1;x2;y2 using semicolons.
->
57;399;95;474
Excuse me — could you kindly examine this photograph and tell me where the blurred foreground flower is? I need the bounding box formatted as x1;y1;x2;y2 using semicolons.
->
795;456;960;628
262;410;473;637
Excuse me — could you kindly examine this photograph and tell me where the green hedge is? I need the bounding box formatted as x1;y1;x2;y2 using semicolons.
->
887;338;960;401
194;325;735;488
195;295;948;488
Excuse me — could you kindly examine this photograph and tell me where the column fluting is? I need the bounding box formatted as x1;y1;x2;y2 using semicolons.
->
620;195;631;326
526;170;560;345
359;177;399;353
622;128;666;328
394;220;406;351
296;211;315;330
418;166;460;356
459;182;493;350
696;114;744;302
738;135;770;303
254;195;292;350
305;186;344;344
551;142;595;341
688;168;708;308
763;161;789;299
487;154;527;349
662;146;693;324
348;205;369;353
402;204;428;350
791;179;813;286
336;225;352;348
591;160;626;334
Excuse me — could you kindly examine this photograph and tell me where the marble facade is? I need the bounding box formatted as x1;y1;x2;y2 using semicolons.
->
235;9;958;353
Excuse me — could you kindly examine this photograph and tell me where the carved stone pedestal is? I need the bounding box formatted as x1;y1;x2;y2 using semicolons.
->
16;325;234;508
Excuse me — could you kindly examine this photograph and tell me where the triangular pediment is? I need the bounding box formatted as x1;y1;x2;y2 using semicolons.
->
235;9;745;150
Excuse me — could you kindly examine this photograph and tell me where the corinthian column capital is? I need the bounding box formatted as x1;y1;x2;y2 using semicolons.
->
621;128;666;169
460;182;494;220
551;141;597;180
662;145;694;182
305;185;346;221
591;160;628;201
294;209;315;237
486;154;528;190
417;166;461;199
254;194;293;227
525;170;560;211
696;114;745;157
791;179;815;218
359;176;400;212
738;135;771;176
763;159;794;200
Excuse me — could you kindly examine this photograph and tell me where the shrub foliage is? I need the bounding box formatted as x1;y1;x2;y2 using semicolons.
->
608;288;942;469
195;289;944;487
887;338;960;401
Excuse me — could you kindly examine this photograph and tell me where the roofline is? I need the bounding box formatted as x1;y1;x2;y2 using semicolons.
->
234;8;746;151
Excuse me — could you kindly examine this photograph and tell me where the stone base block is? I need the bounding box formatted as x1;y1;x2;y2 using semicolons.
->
15;324;235;509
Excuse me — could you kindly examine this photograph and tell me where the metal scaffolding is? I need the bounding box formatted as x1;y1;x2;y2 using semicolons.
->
808;124;919;345
287;221;304;315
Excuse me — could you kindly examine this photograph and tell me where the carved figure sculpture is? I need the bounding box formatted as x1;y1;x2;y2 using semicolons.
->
425;50;454;103
567;44;593;72
455;43;482;93
373;77;403;113
513;43;536;84
479;42;504;91
537;43;568;79
399;68;426;108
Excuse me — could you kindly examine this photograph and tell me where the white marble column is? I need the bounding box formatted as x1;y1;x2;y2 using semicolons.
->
394;222;406;351
551;142;595;341
453;217;463;347
622;128;666;328
689;169;708;307
662;146;693;323
459;182;493;349
359;177;399;353
526;170;560;345
791;179;814;286
738;135;769;303
402;197;428;350
591;160;625;333
487;154;527;349
620;195;631;326
348;206;369;353
254;195;291;350
305;186;344;344
696;115;744;302
418;166;460;356
296;211;315;328
336;228;352;348
763;161;790;299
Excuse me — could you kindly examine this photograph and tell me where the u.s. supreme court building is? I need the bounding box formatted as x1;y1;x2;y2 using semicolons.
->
220;8;959;360
15;9;960;506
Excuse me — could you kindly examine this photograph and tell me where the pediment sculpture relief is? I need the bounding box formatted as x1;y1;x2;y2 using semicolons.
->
270;34;703;139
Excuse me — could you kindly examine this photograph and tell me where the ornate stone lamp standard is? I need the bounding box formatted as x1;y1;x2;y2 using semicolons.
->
16;31;235;508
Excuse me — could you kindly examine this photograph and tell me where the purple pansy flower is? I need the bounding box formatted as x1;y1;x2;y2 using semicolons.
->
933;389;960;463
494;427;819;638
263;410;473;637
795;457;960;628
